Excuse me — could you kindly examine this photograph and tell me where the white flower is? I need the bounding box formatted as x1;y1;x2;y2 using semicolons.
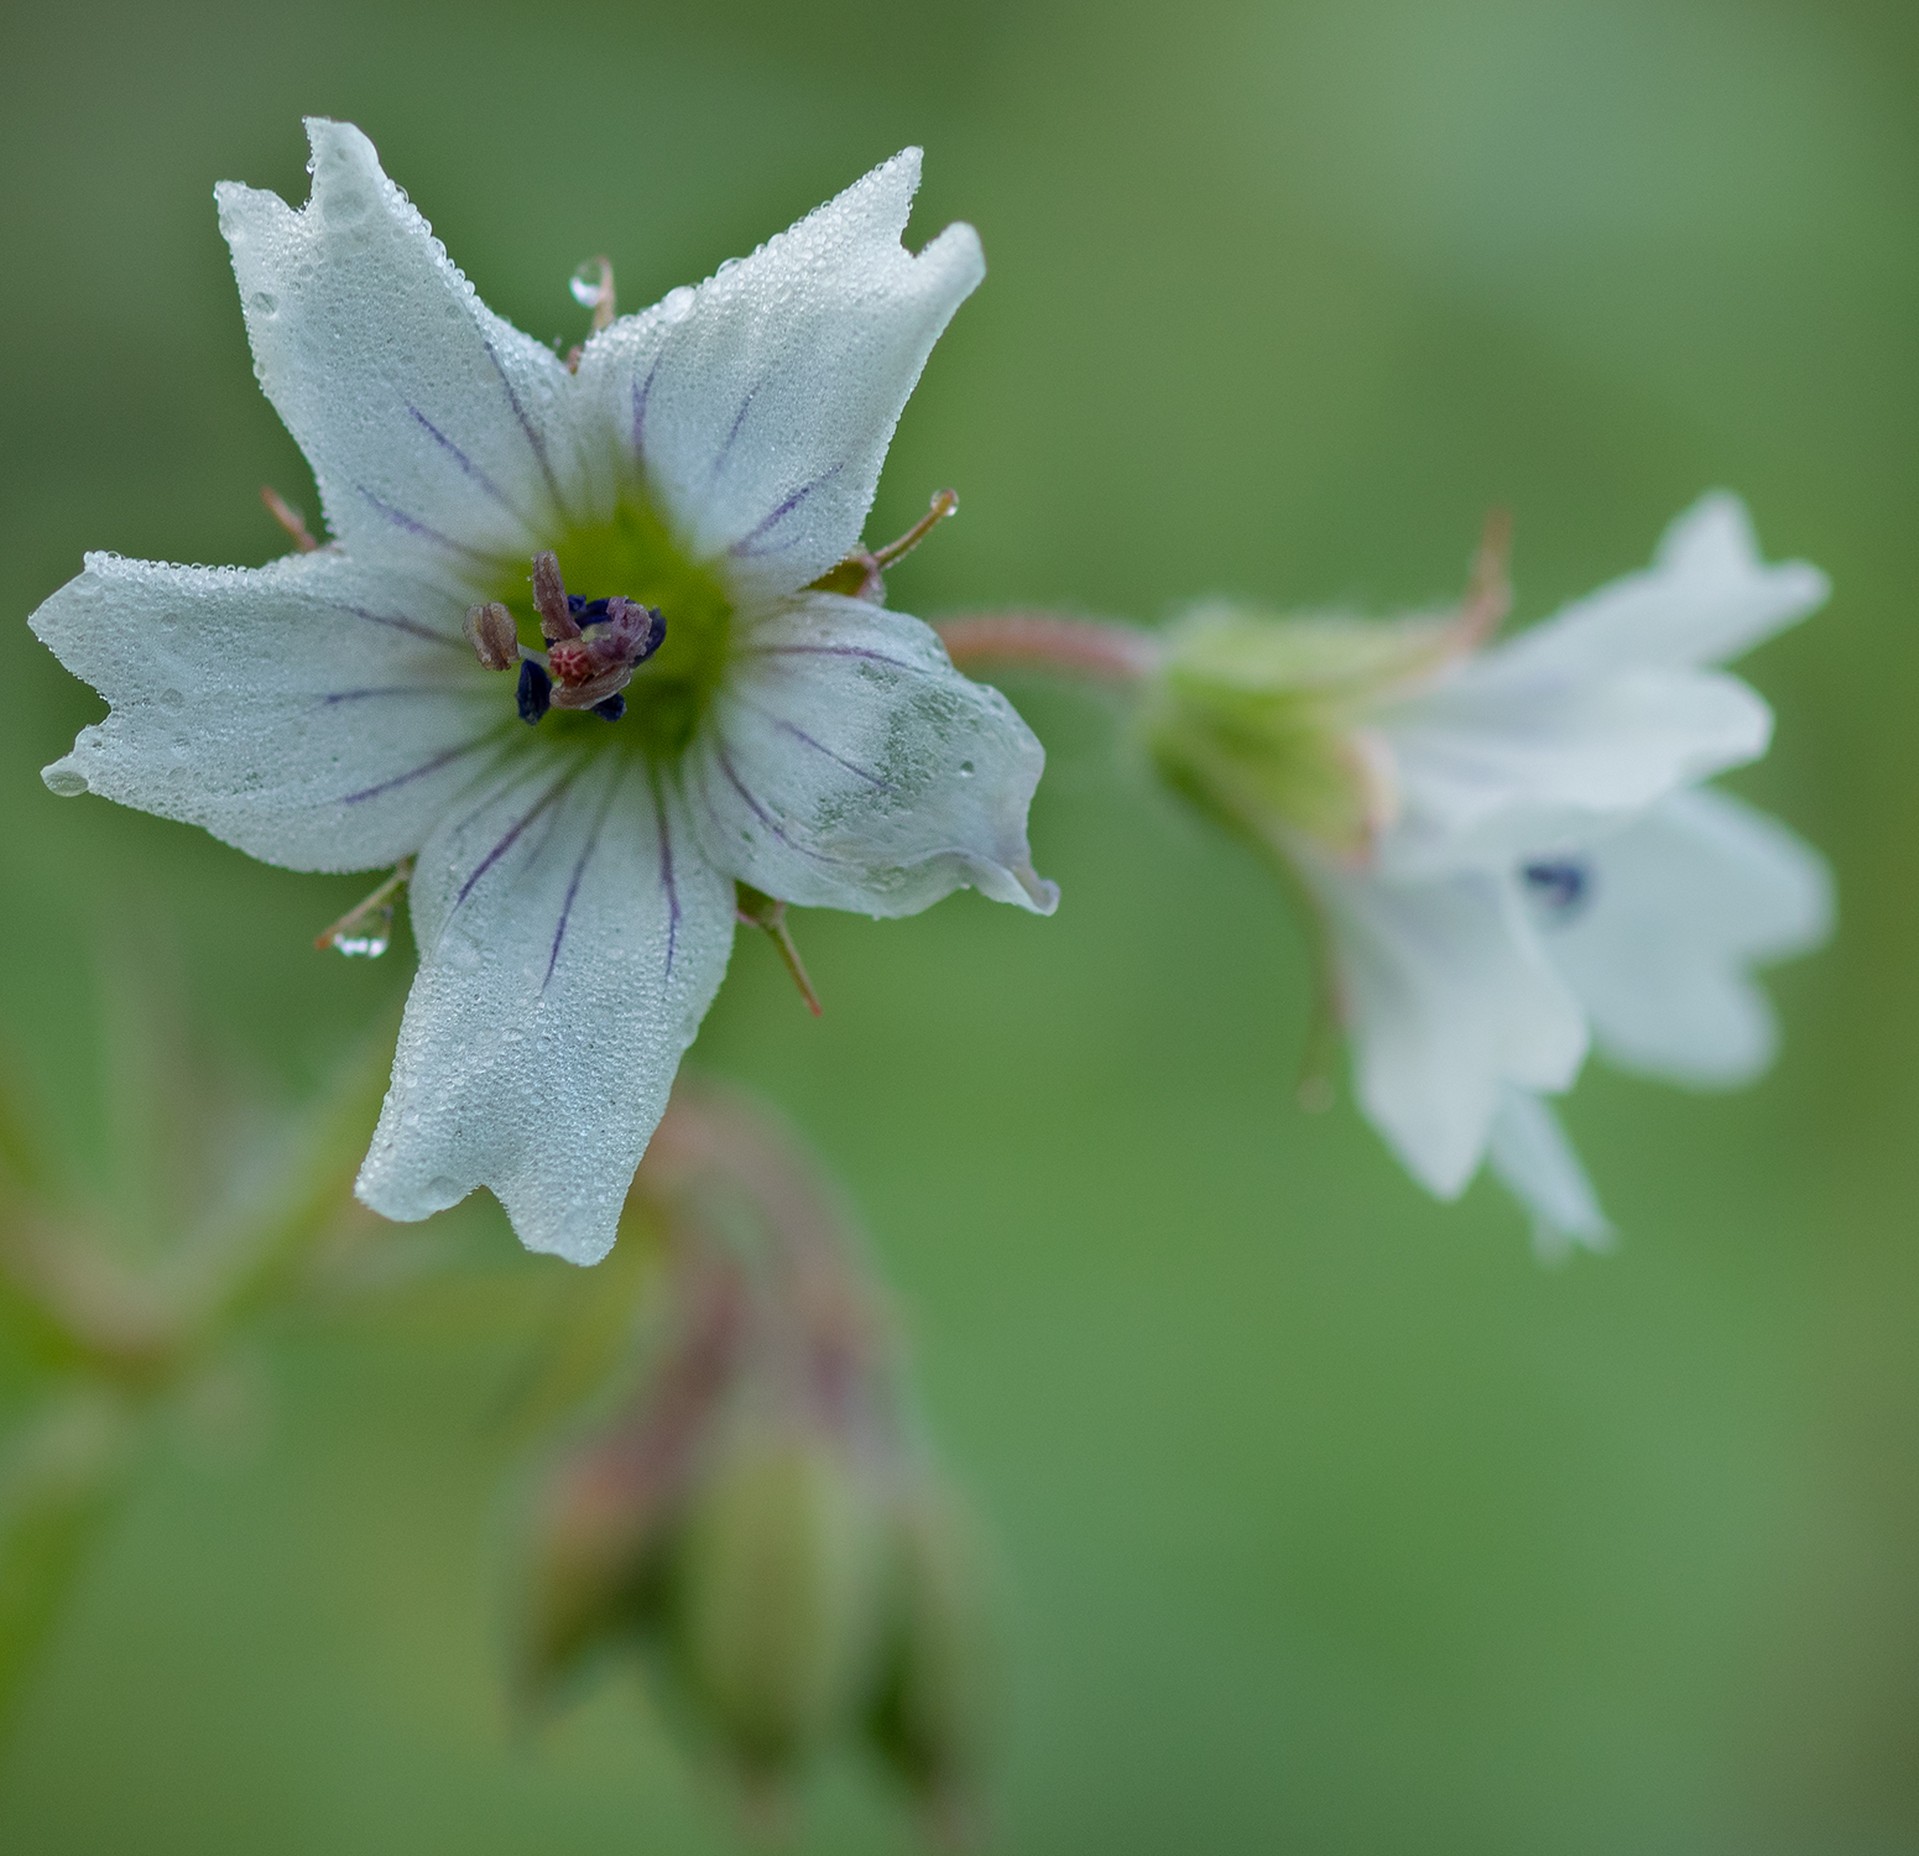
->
30;120;1055;1265
1147;494;1830;1247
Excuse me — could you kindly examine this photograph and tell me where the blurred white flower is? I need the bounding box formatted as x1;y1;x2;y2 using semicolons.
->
31;119;1054;1265
1149;495;1830;1249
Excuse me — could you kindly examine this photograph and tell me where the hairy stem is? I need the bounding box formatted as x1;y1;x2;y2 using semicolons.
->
935;611;1159;683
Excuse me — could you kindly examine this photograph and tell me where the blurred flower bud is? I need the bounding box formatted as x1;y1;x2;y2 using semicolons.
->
867;1474;998;1839
517;1251;746;1703
510;1083;1004;1828
670;1421;887;1781
518;1435;676;1696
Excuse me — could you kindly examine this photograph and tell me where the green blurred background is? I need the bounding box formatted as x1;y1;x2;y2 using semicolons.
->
2;0;1915;1848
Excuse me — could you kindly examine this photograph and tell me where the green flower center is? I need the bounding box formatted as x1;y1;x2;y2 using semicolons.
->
490;492;734;759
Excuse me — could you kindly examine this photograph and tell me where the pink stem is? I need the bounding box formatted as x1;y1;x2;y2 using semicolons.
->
935;611;1159;683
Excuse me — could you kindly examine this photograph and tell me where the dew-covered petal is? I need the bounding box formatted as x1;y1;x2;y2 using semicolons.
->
572;151;983;602
31;547;505;873
1486;1087;1612;1262
1313;865;1587;1199
1486;494;1828;680
685;593;1055;916
1376;664;1771;876
356;750;734;1264
216;119;581;580
1527;786;1833;1087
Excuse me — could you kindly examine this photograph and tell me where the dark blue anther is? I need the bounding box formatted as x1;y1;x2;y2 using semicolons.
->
634;607;667;663
592;694;627;722
517;657;552;724
1522;859;1590;916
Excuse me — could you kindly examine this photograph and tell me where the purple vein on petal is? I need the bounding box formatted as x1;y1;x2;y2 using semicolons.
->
652;775;681;980
630;359;662;461
407;406;542;532
437;748;550;846
482;337;564;510
339;734;496;806
357;489;496;568
731;694;892;790
320;600;468;651
728;464;845;559
706;381;761;488
455;766;580;908
709;737;857;868
320;685;458;705
738;641;924;674
545;762;625;992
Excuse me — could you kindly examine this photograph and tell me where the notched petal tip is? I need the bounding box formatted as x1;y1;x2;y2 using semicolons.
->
917;217;987;289
504;1203;623;1269
301;115;381;175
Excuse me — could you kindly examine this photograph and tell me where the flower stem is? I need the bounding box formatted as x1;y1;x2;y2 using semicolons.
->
936;611;1159;684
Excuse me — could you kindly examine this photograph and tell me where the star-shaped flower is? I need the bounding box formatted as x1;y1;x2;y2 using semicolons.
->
1145;494;1830;1247
31;120;1055;1264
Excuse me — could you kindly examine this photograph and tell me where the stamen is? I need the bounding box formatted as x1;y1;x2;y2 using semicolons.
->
262;485;319;553
509;554;669;723
518;658;553;724
1522;859;1590;916
546;596;666;710
463;601;519;671
531;551;579;642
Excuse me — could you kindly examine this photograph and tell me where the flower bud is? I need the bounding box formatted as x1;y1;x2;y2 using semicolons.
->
670;1425;886;1779
517;1439;676;1700
1143;604;1460;863
866;1475;998;1833
516;1253;746;1704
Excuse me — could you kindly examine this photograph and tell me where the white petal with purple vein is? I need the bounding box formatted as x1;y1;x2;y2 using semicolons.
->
216;119;583;580
572;150;984;602
687;592;1056;916
356;749;734;1264
31;548;503;872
